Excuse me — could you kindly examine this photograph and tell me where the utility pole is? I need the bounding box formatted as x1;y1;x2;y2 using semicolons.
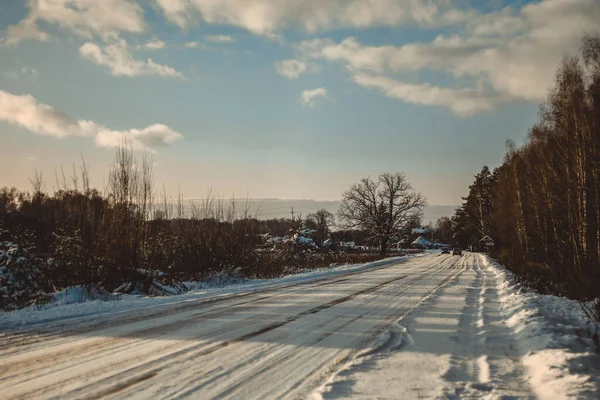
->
290;207;298;234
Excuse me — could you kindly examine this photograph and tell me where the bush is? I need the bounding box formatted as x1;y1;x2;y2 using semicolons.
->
0;241;50;310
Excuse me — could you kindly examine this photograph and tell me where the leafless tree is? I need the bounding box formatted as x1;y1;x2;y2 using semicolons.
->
338;172;426;254
306;209;335;244
29;169;45;204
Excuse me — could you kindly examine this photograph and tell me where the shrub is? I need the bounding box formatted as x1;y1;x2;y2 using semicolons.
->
0;241;50;310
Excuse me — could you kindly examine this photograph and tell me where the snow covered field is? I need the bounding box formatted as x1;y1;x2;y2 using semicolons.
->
1;253;598;399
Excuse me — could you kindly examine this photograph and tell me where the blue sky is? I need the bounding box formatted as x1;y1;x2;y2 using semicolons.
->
1;0;599;205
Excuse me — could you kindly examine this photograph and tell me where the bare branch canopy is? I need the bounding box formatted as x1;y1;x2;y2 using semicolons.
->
338;172;426;254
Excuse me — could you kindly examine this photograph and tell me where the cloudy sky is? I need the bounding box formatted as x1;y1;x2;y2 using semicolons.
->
1;0;599;205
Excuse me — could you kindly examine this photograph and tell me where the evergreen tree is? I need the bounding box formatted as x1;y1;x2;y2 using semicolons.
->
451;166;496;248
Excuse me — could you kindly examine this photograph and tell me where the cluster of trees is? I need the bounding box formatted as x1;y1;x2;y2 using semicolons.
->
434;216;453;245
451;166;495;249
3;147;428;309
1;149;260;293
451;34;600;307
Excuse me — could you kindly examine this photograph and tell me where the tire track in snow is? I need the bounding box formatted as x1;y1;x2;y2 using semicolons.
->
0;258;422;355
1;254;459;399
0;259;432;378
311;256;467;399
163;258;464;399
311;255;536;400
132;256;463;399
440;255;534;399
3;263;427;398
6;257;439;383
0;261;399;352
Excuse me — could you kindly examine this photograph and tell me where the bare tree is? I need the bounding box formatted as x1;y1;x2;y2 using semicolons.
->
306;209;335;244
105;143;155;277
338;172;426;254
29;169;45;204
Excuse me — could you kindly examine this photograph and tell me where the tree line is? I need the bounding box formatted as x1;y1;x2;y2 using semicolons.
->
1;142;427;309
451;34;600;311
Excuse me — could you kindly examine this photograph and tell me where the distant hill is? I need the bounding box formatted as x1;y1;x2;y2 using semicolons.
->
182;198;457;223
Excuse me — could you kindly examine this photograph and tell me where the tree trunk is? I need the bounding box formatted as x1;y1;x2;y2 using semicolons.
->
379;237;388;255
585;140;598;274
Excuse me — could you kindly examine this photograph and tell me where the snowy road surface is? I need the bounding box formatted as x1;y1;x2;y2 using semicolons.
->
319;254;536;399
1;254;538;399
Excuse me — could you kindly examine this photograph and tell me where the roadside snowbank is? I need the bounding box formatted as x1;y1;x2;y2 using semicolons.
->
0;253;427;331
483;255;600;399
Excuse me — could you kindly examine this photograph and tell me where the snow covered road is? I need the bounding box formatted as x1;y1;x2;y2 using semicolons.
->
2;255;597;400
319;253;536;399
1;253;467;399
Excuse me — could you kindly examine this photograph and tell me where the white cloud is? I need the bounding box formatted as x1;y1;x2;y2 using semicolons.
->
154;0;470;35
94;124;183;149
292;0;600;114
80;40;182;78
0;91;87;139
185;41;199;48
0;90;182;151
295;36;512;114
300;35;500;76
300;88;327;107
353;74;504;116
3;16;51;45
139;39;166;50
205;34;235;43
154;0;193;28
275;59;307;79
4;0;145;44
